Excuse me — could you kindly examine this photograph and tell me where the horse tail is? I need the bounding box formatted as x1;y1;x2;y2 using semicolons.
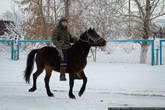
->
24;49;38;83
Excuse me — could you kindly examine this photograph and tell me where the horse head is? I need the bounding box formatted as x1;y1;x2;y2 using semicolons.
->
79;28;106;47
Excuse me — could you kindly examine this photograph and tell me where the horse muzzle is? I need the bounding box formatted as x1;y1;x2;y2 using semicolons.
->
91;38;106;47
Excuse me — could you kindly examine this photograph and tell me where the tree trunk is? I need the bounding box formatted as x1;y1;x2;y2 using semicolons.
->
14;38;18;60
137;0;151;64
53;0;57;23
94;47;97;62
91;47;97;62
64;0;70;31
38;0;51;46
64;0;70;19
140;42;149;64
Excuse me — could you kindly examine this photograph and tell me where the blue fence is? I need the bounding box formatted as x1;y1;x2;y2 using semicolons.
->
17;40;51;60
159;40;165;65
0;40;14;60
106;40;154;65
1;40;155;65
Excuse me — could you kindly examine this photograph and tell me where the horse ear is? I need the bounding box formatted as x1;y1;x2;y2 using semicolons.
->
88;27;92;32
93;28;95;31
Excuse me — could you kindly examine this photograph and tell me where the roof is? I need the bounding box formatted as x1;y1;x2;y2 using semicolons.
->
0;20;13;36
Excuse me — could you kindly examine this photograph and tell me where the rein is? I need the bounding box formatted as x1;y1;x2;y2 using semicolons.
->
79;33;101;45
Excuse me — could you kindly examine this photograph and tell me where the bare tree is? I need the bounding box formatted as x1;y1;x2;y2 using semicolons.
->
15;0;63;41
2;9;26;60
122;0;165;63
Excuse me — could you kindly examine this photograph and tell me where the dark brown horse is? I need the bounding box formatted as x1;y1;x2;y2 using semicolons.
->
24;28;106;99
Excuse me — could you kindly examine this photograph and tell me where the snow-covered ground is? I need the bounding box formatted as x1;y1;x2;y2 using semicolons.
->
0;50;165;110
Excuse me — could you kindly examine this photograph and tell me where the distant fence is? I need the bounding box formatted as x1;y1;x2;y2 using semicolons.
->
0;40;155;65
0;40;14;60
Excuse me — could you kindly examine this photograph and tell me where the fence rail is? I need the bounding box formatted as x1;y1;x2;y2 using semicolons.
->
0;40;155;65
17;40;52;60
106;40;154;65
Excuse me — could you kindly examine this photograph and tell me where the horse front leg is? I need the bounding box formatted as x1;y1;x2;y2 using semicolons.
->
69;75;76;99
78;71;87;97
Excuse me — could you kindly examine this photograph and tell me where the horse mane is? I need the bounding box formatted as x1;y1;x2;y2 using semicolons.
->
70;30;89;49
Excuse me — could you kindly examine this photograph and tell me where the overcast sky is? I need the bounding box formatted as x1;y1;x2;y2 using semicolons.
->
0;0;12;17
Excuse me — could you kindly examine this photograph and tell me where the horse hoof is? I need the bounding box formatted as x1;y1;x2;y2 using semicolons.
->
29;88;36;92
48;93;54;97
78;92;83;97
79;90;85;97
69;94;76;99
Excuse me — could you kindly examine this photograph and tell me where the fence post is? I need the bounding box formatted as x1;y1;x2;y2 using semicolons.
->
151;40;154;66
11;40;14;60
17;41;19;60
160;40;162;65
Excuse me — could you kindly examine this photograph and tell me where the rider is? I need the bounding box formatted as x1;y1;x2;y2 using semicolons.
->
52;17;77;81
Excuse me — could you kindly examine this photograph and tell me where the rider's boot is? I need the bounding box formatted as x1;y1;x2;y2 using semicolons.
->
60;66;67;81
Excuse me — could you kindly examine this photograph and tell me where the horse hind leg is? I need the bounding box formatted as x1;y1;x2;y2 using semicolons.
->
44;67;54;97
29;65;44;92
78;71;87;97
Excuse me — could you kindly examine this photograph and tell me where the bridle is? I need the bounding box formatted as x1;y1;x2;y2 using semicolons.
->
79;32;101;45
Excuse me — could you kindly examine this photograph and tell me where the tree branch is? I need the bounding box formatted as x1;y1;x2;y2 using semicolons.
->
151;13;165;20
134;0;145;18
150;0;160;15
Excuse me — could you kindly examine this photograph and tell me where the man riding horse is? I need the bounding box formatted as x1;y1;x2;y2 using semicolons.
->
25;24;106;98
52;17;77;81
